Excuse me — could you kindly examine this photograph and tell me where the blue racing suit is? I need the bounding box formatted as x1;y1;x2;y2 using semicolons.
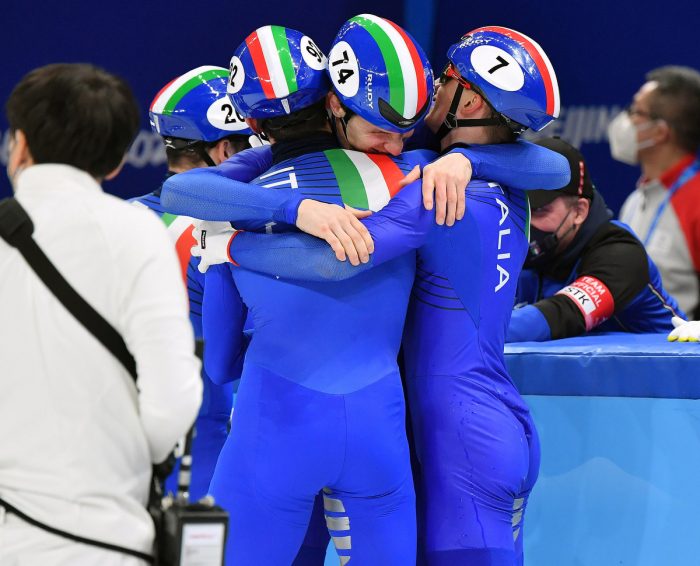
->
130;186;235;501
219;177;537;566
198;135;428;566
162;138;569;566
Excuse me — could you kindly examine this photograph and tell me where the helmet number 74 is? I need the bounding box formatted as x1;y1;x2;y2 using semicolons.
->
332;50;354;85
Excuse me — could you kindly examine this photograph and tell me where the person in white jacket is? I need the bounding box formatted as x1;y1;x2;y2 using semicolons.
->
0;63;202;565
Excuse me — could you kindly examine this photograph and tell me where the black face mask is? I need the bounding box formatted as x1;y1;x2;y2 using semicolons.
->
524;210;575;269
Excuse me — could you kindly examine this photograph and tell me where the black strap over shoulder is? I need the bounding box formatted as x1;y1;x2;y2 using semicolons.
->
0;197;154;562
0;198;137;379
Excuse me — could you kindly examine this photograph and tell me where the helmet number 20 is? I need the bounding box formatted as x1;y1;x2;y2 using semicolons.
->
221;103;244;125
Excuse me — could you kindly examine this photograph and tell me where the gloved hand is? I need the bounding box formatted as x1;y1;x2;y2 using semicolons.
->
667;316;700;342
191;220;239;274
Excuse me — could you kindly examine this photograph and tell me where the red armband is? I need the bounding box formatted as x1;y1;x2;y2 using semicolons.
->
555;275;615;331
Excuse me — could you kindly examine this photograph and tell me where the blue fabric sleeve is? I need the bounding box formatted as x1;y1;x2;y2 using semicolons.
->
449;140;571;190
506;304;552;343
160;146;302;226
187;258;205;338
202;264;248;384
215;145;273;180
228;179;432;282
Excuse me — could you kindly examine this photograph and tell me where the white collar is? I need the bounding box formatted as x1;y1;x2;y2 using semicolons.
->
14;164;103;197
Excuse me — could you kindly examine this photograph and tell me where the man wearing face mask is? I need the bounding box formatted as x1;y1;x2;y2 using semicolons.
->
613;66;700;318
507;137;684;343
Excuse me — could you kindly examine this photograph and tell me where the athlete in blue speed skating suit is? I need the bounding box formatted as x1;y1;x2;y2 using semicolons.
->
191;27;563;566
130;66;253;500
195;24;440;565
217;160;537;566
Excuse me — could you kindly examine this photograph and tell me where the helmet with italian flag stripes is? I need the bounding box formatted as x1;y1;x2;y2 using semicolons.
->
149;66;253;141
328;14;434;133
446;26;560;132
228;26;330;118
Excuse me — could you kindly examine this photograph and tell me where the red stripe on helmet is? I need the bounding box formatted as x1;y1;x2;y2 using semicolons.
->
246;31;276;99
383;18;429;115
150;76;178;111
470;26;555;116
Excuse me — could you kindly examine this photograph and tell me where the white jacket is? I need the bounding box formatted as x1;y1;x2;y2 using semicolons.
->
0;164;202;554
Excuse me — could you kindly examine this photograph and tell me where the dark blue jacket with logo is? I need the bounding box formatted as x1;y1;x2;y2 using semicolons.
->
508;191;685;342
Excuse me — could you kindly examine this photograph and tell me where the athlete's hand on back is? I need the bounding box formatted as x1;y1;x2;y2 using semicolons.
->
296;200;373;266
192;220;238;273
421;153;473;226
668;316;700;342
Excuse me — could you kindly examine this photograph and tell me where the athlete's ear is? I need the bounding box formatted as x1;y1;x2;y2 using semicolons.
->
327;93;345;119
245;118;263;135
212;138;232;164
457;91;485;119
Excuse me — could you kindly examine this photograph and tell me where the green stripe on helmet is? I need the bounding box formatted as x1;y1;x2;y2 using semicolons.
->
350;15;404;115
324;150;369;209
162;68;228;115
271;25;298;94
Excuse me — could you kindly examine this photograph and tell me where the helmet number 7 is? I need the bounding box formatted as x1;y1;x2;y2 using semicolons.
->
488;56;510;74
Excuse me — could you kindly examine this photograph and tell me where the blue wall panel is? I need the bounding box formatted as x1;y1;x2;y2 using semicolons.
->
2;1;698;212
0;1;403;200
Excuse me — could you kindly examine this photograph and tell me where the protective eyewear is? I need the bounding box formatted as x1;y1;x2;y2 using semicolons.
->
440;63;473;91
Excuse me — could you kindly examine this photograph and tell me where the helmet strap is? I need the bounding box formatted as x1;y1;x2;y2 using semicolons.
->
339;115;351;144
435;83;506;141
195;143;217;167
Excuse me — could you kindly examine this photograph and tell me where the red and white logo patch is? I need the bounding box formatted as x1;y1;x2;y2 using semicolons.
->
555;275;615;331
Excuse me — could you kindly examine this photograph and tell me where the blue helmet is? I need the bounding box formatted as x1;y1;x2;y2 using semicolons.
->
441;26;560;135
228;26;330;118
328;14;434;133
149;66;253;141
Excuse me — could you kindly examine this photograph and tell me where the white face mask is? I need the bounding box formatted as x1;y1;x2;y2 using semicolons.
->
607;111;658;165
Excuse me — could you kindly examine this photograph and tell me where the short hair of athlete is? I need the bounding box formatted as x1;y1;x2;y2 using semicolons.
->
258;99;329;142
6;63;140;178
165;135;251;169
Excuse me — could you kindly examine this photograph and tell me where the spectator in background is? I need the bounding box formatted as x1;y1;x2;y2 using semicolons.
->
613;66;700;317
0;64;201;564
508;137;684;343
132;66;254;502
